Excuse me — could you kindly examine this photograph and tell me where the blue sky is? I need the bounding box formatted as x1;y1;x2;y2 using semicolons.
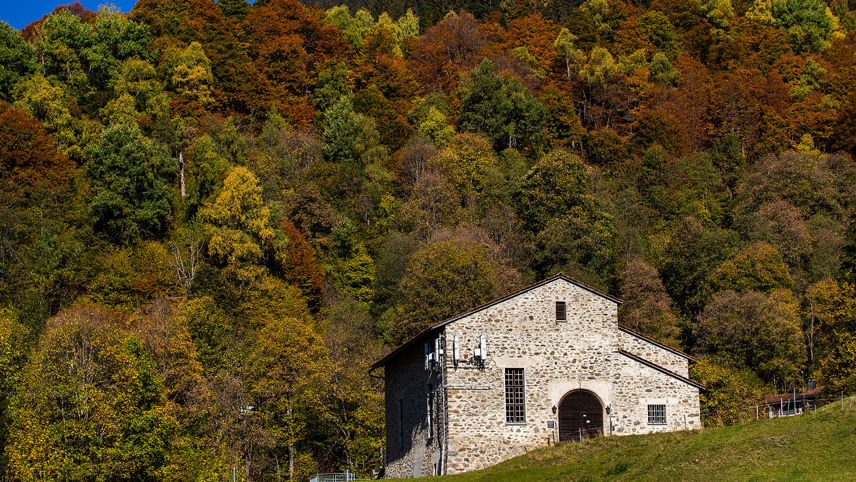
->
2;1;138;30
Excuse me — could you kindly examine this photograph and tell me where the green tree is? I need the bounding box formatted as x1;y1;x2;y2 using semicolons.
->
554;28;585;83
842;219;856;285
662;217;741;316
455;60;545;152
31;7;152;96
183;297;232;375
417;106;455;147
246;316;329;482
86;124;175;244
771;0;836;53
649;52;681;85
515;149;592;232
322;97;384;168
31;9;93;93
691;359;767;427
584;129;628;166
578;46;619;89
706;241;794;298
7;305;180;480
538;86;585;149
533;206;618;287
0;22;36;100
329;243;376;303
694;289;806;386
86;7;153;91
312;63;350;113
698;0;735;29
113;57;161;110
429;133;499;201
322;299;383;477
803;279;856;367
12;74;76;151
183;134;230;216
638;12;682;58
816;332;856;395
391;240;498;343
0;309;29;473
218;0;251;19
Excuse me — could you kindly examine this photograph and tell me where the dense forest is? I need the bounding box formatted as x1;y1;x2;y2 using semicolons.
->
1;0;856;479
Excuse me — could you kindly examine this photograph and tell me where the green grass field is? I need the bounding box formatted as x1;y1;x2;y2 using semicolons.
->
407;398;856;481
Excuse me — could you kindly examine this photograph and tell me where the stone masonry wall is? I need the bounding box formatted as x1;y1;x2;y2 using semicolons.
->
442;279;620;474
618;329;690;377
383;337;445;479
610;354;701;435
440;278;700;475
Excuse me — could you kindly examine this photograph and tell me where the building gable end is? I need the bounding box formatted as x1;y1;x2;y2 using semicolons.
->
372;274;621;370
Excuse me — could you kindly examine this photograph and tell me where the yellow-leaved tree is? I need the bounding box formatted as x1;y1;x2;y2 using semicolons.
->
200;166;275;286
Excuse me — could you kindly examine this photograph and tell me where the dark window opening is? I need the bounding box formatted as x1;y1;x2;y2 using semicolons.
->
398;399;405;448
427;384;434;436
648;404;666;425
556;301;567;321
505;368;526;423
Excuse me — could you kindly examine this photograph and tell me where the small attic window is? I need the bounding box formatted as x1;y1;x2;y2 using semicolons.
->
556;301;567;321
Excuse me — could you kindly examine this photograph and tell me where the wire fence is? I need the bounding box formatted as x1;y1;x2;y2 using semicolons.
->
309;471;371;482
700;392;854;428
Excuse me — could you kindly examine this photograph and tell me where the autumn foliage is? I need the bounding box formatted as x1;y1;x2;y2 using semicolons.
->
2;0;856;477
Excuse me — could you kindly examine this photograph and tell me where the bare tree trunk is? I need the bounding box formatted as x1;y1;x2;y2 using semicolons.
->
288;404;295;481
809;297;815;366
179;151;186;198
289;443;294;481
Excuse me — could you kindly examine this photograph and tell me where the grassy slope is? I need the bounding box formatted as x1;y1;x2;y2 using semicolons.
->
408;398;856;481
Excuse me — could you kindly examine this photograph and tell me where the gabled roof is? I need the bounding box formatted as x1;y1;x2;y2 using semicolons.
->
618;325;696;361
371;274;621;370
618;350;706;390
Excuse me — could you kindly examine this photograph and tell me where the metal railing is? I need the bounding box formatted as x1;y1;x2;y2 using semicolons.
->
309;471;370;482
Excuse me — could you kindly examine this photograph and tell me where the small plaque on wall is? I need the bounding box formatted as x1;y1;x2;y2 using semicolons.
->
547;420;555;429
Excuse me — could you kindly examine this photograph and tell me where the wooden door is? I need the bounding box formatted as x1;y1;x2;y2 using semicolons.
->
558;390;603;443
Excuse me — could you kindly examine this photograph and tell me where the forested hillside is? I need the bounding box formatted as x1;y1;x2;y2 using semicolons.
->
1;0;856;479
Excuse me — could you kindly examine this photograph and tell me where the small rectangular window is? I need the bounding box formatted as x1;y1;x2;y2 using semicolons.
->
648;404;666;425
505;368;526;423
556;301;567;321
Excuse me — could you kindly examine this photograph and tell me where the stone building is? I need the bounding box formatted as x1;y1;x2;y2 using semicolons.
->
371;274;704;477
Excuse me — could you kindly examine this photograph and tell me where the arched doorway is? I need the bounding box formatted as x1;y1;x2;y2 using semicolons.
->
558;390;603;442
